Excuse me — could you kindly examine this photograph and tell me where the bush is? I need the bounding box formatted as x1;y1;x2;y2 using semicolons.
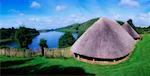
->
59;32;75;48
39;39;48;56
15;26;39;48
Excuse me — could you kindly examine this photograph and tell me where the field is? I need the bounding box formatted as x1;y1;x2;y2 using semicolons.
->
0;34;150;76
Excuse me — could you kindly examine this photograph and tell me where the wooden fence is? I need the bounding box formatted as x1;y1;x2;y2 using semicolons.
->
0;47;72;58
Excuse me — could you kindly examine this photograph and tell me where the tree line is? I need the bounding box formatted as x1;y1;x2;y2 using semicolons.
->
0;26;39;48
127;19;150;34
0;26;75;56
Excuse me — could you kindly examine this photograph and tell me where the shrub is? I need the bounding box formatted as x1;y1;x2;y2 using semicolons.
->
59;32;75;48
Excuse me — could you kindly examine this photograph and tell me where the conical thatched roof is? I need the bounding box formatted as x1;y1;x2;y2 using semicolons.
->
122;22;140;39
71;18;136;59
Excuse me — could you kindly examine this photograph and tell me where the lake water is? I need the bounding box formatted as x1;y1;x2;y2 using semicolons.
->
3;41;18;48
28;31;64;51
3;31;78;51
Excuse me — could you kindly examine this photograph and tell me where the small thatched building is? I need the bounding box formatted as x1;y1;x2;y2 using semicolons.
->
122;22;141;40
71;18;136;63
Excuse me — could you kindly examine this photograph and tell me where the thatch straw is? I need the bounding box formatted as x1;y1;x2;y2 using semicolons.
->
122;22;140;39
71;17;136;59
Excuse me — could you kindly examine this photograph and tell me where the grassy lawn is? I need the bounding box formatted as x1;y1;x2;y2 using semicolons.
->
0;34;150;76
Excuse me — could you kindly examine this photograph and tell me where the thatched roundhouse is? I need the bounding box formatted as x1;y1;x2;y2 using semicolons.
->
71;18;136;63
122;22;141;40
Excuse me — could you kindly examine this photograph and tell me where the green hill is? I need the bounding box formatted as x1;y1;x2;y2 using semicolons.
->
55;18;99;36
55;18;124;37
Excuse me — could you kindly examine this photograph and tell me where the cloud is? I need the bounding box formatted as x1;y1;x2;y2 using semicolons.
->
136;12;150;26
55;5;67;12
109;12;150;27
128;12;149;27
15;20;24;25
138;12;150;21
69;14;89;22
0;23;3;28
28;17;40;22
30;1;41;8
119;0;140;7
8;9;18;13
19;13;25;16
8;9;25;16
111;14;122;20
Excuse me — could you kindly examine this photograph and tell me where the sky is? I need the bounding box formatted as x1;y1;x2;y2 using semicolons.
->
0;0;150;29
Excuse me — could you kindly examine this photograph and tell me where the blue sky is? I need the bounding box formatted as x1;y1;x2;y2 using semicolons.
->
0;0;150;29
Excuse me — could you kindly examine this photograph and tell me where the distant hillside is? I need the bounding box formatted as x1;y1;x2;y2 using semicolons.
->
55;18;99;34
55;18;125;37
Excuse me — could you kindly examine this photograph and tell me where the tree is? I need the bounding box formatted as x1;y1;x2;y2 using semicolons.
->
59;32;75;48
116;20;124;25
15;27;32;48
15;26;39;48
76;26;79;33
0;27;15;39
39;39;48;56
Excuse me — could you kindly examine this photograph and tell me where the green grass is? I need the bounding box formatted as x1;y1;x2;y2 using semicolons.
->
0;34;150;76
